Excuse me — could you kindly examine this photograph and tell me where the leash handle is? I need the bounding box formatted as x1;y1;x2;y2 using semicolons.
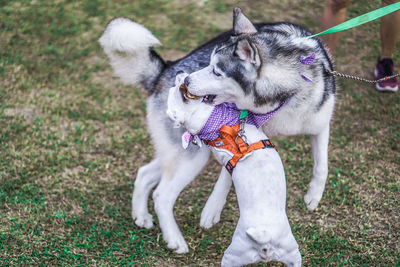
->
304;2;400;39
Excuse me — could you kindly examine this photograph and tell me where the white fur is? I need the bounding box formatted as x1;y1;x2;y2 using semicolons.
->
181;20;335;218
99;18;161;86
131;76;210;253
186;49;334;214
99;13;335;256
151;146;210;253
219;125;301;267
186;53;252;108
200;168;232;228
131;158;161;229
166;75;301;266
217;125;301;267
166;73;214;133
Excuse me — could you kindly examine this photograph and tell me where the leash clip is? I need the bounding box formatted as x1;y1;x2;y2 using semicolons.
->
237;116;248;144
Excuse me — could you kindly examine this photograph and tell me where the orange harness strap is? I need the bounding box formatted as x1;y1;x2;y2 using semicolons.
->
204;124;276;175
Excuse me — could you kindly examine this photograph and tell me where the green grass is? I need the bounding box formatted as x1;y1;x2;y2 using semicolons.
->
1;0;399;266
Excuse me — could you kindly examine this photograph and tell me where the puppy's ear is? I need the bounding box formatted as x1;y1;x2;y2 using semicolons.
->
235;39;260;65
175;71;188;86
233;7;257;35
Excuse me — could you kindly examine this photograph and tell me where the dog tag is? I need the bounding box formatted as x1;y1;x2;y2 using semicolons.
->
193;135;203;147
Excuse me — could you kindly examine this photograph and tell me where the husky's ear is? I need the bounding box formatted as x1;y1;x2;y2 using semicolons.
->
233;7;257;35
235;39;260;65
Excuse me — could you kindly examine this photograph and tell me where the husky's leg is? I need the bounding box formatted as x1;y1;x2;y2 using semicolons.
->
153;147;210;254
131;158;161;228
304;124;330;210
200;168;232;228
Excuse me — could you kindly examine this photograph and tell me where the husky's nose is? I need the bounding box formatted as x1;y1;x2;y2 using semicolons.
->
184;76;191;87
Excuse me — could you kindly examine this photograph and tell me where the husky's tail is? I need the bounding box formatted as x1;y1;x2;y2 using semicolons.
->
99;18;165;92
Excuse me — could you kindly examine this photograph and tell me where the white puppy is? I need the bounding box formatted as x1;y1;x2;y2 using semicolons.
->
167;73;301;267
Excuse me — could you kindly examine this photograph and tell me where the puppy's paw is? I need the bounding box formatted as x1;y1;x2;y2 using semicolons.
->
304;192;322;211
200;205;221;229
173;242;189;254
134;213;154;229
164;232;189;254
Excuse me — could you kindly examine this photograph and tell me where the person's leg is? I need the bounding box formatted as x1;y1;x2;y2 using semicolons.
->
380;0;400;59
375;0;399;92
321;0;352;53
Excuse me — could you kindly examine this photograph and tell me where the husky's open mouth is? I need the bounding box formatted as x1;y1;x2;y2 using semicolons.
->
179;83;217;104
202;94;216;104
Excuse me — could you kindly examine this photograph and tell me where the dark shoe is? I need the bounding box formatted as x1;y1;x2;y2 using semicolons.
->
374;58;398;92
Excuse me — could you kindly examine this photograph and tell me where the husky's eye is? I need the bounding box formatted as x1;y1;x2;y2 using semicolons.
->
212;68;222;77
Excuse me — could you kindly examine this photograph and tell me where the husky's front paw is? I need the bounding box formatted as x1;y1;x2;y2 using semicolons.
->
164;232;189;254
133;213;154;229
304;191;322;211
200;204;222;229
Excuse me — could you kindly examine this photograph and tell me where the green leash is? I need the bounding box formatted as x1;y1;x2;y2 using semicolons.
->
304;2;400;39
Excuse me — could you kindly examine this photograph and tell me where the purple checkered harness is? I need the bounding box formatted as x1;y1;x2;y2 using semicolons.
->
181;52;314;148
181;99;289;150
198;101;287;141
181;100;288;174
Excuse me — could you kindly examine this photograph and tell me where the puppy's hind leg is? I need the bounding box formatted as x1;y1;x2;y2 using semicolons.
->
277;231;302;267
200;168;232;229
304;124;330;211
153;147;210;254
132;158;161;229
279;248;302;267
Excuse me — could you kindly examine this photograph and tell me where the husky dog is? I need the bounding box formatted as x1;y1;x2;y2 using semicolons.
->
99;8;335;254
167;73;302;266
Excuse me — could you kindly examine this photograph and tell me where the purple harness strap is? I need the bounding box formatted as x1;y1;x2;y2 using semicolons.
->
182;52;315;146
197;100;288;141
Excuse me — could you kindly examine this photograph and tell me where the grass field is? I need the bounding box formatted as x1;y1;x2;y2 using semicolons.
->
1;0;399;266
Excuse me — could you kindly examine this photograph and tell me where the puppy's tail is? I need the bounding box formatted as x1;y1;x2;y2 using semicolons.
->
99;18;165;93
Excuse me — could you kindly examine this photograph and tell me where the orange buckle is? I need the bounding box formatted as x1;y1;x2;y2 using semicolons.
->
206;122;277;175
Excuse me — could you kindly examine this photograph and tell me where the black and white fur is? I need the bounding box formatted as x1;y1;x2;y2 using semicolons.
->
167;73;301;266
99;8;335;254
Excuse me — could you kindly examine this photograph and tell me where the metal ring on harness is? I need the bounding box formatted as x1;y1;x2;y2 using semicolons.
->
236;130;247;145
236;114;248;145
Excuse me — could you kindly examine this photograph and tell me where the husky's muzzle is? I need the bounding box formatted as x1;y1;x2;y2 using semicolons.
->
179;82;217;104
